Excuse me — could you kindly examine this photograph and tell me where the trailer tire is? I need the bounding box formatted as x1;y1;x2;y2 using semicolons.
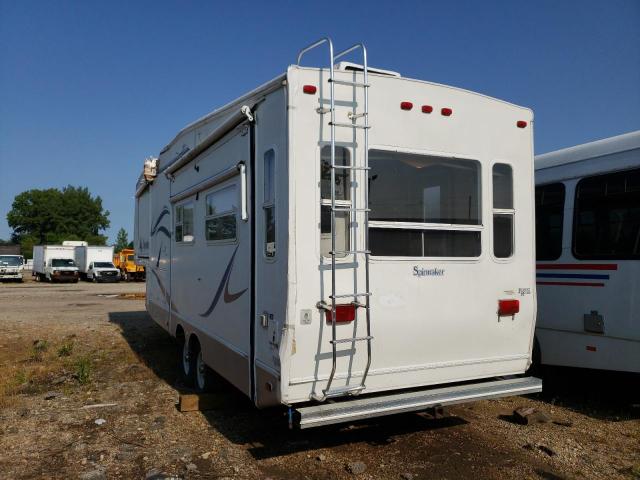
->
177;332;195;387
192;342;215;393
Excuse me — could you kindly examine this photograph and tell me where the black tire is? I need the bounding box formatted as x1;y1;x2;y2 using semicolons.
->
527;337;542;377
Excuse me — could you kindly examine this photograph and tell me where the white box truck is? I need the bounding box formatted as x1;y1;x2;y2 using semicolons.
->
74;245;120;282
32;245;80;283
134;38;541;428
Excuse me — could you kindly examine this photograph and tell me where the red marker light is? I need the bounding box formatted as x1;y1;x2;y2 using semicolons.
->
517;120;527;128
441;107;453;117
586;345;597;352
303;85;317;94
325;304;356;323
400;101;413;111
498;299;520;316
421;105;433;113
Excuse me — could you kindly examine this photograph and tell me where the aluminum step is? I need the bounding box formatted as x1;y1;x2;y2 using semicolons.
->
296;376;542;429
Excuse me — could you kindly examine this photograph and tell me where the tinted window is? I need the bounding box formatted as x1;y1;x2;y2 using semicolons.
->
370;229;481;257
574;168;640;259
264;149;276;257
320;146;350;201
205;186;237;242
536;183;565;260
369;151;481;225
492;164;514;258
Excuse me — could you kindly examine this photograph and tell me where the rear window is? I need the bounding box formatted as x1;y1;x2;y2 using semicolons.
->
368;150;481;257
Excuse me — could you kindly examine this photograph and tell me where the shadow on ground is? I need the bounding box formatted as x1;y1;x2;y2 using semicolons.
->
107;310;471;460
531;365;640;421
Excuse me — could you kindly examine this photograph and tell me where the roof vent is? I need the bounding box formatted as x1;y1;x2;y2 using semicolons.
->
335;61;401;77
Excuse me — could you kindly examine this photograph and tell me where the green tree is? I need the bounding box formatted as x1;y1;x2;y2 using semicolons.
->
114;228;129;253
7;186;110;257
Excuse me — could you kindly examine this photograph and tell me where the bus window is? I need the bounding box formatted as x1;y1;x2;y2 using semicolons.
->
573;168;640;259
536;183;565;260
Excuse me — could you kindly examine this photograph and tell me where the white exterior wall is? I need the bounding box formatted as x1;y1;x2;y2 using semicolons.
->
283;67;536;403
75;246;115;273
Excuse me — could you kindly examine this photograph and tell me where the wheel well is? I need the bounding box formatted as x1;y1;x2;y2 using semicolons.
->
187;333;201;353
175;324;185;343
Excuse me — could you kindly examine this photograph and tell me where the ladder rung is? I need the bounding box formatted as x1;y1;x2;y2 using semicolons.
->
332;165;371;171
332;207;371;213
330;336;373;345
330;250;370;255
330;292;371;299
324;385;365;398
330;122;371;130
348;112;367;120
329;79;370;88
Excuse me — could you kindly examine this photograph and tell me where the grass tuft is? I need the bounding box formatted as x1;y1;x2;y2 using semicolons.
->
75;356;92;385
57;340;74;357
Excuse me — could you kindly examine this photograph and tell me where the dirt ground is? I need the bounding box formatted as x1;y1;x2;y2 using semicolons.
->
0;277;638;480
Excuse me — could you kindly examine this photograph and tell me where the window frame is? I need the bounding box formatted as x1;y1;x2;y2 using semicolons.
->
367;146;483;260
491;162;515;261
535;182;565;261
572;167;640;260
204;184;238;245
319;144;353;259
263;147;277;260
174;201;195;244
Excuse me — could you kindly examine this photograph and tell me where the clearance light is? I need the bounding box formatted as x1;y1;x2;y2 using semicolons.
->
303;85;317;94
498;299;520;316
325;304;356;323
421;105;433;114
586;345;597;352
441;107;453;117
400;101;413;111
517;120;527;128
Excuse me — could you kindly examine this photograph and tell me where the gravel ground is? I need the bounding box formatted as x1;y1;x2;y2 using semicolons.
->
0;277;638;479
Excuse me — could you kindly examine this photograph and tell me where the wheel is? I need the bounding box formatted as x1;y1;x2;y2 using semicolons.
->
193;344;215;392
92;275;97;283
178;334;195;387
125;272;131;282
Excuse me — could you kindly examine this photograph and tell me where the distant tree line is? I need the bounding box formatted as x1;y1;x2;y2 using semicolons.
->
6;186;110;258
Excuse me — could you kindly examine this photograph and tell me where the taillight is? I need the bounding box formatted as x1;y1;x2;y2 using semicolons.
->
441;107;453;116
400;101;413;111
498;299;520;316
517;120;527;128
325;304;356;323
421;105;433;113
303;85;317;94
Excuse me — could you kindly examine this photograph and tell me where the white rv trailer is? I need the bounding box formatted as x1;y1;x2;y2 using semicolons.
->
135;38;541;428
534;130;640;373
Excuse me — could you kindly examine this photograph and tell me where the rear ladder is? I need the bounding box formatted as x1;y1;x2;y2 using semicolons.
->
297;38;373;401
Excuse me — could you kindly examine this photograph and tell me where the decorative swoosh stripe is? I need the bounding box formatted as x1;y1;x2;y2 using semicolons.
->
151;207;170;235
154;226;171;239
199;245;247;317
149;268;179;313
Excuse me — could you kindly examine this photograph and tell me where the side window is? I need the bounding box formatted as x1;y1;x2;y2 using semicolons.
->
536;183;565;260
175;203;195;243
205;186;237;242
573;168;640;259
320;146;350;257
492;163;514;258
263;149;276;257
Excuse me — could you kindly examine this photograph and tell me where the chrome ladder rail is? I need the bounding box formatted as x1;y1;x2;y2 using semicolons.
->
297;38;373;401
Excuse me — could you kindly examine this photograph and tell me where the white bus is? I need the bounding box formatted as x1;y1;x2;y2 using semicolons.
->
135;38;540;428
535;130;640;373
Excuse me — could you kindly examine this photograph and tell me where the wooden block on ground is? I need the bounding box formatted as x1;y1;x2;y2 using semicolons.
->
178;393;227;412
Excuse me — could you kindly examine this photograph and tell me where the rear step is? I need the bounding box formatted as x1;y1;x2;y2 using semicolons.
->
295;376;542;429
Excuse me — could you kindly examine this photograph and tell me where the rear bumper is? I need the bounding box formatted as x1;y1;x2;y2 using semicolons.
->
295;376;542;429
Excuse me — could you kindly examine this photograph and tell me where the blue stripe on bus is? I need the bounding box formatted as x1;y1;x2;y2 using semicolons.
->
536;273;610;280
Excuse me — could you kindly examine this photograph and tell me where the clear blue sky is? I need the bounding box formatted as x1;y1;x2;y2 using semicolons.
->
1;1;639;243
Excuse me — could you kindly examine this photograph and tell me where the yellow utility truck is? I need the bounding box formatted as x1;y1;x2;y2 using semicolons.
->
113;248;145;281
